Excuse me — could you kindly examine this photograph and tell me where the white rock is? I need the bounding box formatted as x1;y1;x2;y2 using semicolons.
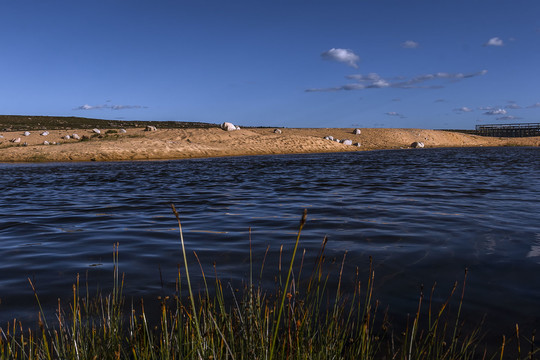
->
353;128;361;135
12;137;21;143
411;141;425;148
325;135;334;141
0;135;4;138
43;141;50;145
92;128;101;134
334;138;340;142
274;129;282;134
145;125;157;131
41;131;49;136
63;135;71;140
24;131;31;136
221;122;237;131
354;142;361;147
119;128;127;133
72;133;81;140
342;139;353;145
235;126;241;130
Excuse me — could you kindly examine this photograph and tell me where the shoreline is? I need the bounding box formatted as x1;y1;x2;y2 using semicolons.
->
1;127;539;163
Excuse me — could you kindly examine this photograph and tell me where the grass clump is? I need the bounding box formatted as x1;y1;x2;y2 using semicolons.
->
0;208;535;359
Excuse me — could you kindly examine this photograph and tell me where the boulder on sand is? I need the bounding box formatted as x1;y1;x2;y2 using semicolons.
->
353;128;361;135
145;125;157;131
221;122;237;131
274;129;282;134
341;139;353;145
411;141;425;148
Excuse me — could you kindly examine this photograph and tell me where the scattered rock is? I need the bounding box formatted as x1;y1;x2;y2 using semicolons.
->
274;129;282;134
22;142;28;146
334;138;340;142
354;142;361;147
11;138;21;143
63;135;71;140
221;122;237;131
353;128;361;135
0;135;4;138
43;141;50;145
235;126;241;130
341;139;353;146
72;134;81;140
119;128;127;133
41;131;49;136
24;131;31;136
145;125;157;131
92;128;101;134
411;141;425;148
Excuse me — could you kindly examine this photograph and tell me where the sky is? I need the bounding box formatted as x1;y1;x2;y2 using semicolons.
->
1;1;539;129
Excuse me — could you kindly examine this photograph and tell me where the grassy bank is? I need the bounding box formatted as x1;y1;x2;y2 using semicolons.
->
0;208;535;359
0;115;216;132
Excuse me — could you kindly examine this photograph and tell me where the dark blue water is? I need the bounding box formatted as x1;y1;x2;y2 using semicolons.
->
1;147;539;343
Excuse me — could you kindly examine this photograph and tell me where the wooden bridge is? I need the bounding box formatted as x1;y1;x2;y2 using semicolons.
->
475;123;540;137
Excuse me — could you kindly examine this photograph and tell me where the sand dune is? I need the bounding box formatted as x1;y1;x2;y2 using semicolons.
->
0;127;538;162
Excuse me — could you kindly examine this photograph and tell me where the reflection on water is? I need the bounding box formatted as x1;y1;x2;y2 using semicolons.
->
0;147;539;343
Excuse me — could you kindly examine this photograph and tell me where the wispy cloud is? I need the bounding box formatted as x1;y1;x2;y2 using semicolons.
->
321;48;360;68
527;102;540;108
496;115;522;121
505;103;521;109
484;37;504;46
454;107;474;113
484;108;507;115
435;99;445;103
306;70;488;92
401;40;419;49
75;103;148;110
385;112;406;118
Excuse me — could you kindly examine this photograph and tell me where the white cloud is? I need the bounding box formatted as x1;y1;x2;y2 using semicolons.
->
369;79;390;88
321;48;360;68
485;37;504;46
527;102;540;108
454;107;474;112
77;104;98;110
505;103;521;109
484;108;507;115
401;40;419;49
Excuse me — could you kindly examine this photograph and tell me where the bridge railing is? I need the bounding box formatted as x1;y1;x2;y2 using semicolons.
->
475;123;540;137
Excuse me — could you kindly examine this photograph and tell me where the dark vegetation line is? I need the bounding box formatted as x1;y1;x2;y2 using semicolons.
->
0;115;217;132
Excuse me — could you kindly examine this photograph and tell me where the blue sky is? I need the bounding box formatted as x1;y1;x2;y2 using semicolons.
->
1;1;539;129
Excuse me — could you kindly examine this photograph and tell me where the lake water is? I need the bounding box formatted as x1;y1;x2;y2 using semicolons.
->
1;147;539;345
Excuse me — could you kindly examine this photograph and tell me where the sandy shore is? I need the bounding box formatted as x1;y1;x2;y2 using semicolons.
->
0;127;538;162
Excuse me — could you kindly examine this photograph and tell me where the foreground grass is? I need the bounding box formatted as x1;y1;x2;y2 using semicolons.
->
0;208;536;359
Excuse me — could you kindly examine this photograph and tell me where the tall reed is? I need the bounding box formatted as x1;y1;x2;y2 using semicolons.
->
0;208;536;359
